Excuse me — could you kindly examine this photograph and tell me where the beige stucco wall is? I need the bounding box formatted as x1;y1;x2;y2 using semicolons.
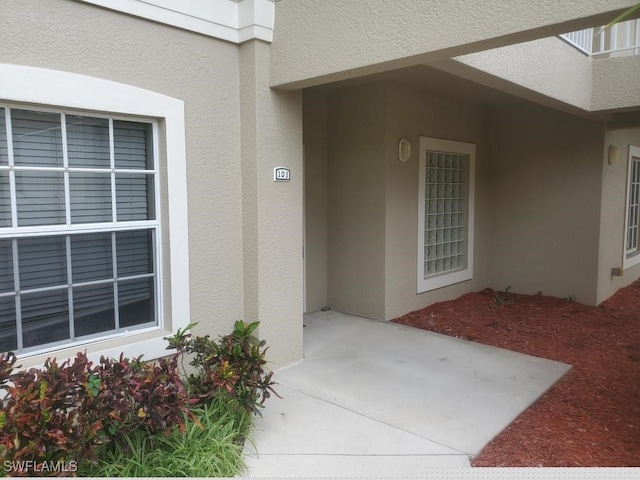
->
383;83;493;320
303;90;329;313
597;128;640;303
444;37;593;114
305;78;613;322
489;104;605;304
0;0;244;341
239;40;304;368
305;81;493;321
592;57;640;112
326;83;388;319
270;0;636;90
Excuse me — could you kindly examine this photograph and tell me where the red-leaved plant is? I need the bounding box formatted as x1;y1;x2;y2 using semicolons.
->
0;352;103;475
0;349;193;476
0;320;276;476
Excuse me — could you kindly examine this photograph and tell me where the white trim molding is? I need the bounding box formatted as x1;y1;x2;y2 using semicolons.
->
417;137;475;293
0;63;191;363
623;145;640;271
76;0;275;43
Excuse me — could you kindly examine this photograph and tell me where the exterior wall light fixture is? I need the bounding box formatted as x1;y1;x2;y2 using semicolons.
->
398;138;411;162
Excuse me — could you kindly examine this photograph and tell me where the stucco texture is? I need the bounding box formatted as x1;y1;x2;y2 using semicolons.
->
327;84;388;319
383;83;492;319
240;41;304;368
592;56;640;112
0;0;245;338
271;0;636;89
304;78;609;324
598;128;640;303
451;37;593;113
304;80;494;321
488;104;605;305
303;89;329;313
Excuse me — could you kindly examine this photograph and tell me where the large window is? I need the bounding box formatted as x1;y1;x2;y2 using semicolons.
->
624;145;640;270
417;137;475;293
0;106;160;354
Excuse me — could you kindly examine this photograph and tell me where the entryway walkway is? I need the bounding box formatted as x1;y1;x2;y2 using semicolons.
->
243;310;570;478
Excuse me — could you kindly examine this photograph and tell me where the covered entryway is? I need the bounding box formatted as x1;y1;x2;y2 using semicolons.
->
302;65;606;324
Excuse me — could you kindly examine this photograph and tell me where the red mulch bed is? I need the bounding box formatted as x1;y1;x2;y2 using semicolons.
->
393;280;640;467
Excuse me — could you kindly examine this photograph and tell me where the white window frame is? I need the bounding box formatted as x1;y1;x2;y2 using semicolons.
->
0;63;190;364
623;145;640;270
417;137;475;293
1;106;162;355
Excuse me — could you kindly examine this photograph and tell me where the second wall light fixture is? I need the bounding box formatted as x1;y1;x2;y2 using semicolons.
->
398;138;411;162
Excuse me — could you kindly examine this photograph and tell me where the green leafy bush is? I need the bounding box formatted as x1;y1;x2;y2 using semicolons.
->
0;320;276;477
78;391;252;478
168;320;279;416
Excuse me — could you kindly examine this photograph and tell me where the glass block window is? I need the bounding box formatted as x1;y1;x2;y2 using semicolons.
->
418;137;475;293
0;106;160;355
624;146;640;269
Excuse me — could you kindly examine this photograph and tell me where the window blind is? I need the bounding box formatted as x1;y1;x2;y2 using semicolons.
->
18;236;68;290
71;232;113;283
12;110;63;167
0;171;9;228
67;115;110;168
15;172;66;226
0;240;15;352
0;108;7;165
0;239;13;293
0;107;158;354
70;172;112;224
0;296;16;352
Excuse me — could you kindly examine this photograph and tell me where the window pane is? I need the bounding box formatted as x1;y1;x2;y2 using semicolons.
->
71;232;113;283
12;110;63;167
0;171;10;227
116;230;153;277
67;115;110;168
70;172;112;224
0;296;17;352
628;159;640;253
18;236;67;290
74;283;115;337
0;108;7;166
21;288;70;348
116;173;154;221
423;150;469;278
16;171;65;226
114;120;153;170
118;277;154;328
0;239;14;293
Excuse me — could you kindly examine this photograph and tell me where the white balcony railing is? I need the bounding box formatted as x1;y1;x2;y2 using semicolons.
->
560;18;640;56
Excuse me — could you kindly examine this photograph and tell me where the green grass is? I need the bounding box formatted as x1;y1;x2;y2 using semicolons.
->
79;393;253;477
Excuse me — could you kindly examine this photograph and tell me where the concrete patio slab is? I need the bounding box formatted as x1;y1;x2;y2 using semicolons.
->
243;310;571;477
243;384;470;477
245;453;470;478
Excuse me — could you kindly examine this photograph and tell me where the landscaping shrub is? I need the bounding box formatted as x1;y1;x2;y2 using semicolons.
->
91;353;195;439
0;320;276;477
168;320;279;416
0;350;192;476
78;391;253;477
0;352;104;474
